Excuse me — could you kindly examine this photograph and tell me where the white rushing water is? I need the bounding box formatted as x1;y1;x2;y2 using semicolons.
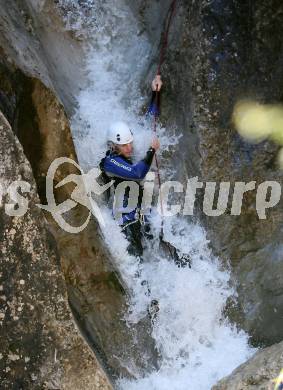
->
62;0;255;388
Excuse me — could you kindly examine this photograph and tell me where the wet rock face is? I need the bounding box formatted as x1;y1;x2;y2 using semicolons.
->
159;0;283;345
0;111;112;389
0;0;87;115
212;340;283;390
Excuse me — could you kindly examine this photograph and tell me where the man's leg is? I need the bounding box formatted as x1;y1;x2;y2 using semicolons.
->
122;220;159;322
122;221;143;258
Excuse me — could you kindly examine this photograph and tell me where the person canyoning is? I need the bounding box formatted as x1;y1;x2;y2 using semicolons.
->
100;75;191;269
99;76;163;260
100;121;160;258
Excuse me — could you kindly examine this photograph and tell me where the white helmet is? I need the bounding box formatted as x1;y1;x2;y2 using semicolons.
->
107;121;134;145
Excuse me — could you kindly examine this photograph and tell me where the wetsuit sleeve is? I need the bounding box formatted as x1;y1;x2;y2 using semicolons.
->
104;148;156;180
148;91;160;116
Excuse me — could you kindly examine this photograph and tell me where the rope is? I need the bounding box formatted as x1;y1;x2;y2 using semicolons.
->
157;0;178;75
151;0;178;251
154;107;175;260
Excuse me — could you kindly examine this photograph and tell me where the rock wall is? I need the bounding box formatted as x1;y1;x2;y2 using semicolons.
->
155;0;283;346
213;340;283;390
0;110;112;389
0;0;87;115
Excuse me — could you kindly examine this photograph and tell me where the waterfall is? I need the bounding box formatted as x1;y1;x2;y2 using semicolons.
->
61;1;255;388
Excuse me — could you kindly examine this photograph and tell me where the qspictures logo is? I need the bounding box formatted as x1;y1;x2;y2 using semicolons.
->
0;157;282;233
38;157;114;232
0;158;114;233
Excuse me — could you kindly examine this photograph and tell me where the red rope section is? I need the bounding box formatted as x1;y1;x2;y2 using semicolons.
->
157;0;178;76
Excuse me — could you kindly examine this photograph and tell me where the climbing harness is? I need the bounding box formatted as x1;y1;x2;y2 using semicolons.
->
120;208;147;232
120;219;139;232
